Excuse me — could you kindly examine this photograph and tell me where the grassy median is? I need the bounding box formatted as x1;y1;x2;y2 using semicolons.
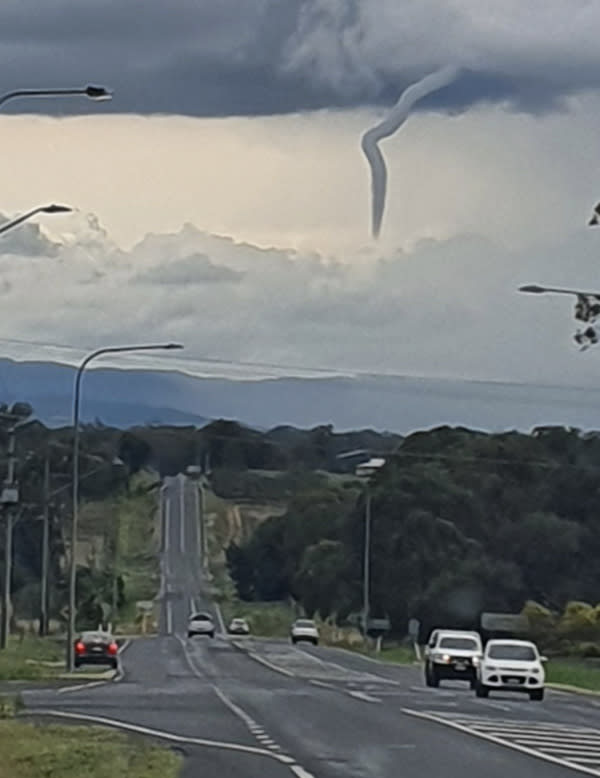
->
0;719;181;778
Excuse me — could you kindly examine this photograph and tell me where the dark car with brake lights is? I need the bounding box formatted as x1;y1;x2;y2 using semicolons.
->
74;630;119;669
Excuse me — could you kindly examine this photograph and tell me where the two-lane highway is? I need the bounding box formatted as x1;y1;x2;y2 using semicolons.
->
22;473;600;777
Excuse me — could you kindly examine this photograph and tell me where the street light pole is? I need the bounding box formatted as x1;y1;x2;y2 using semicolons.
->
0;204;72;236
0;85;112;109
363;485;371;635
66;342;183;671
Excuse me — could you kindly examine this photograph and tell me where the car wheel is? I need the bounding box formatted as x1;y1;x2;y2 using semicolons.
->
424;662;434;687
111;660;118;670
429;667;440;688
469;676;477;690
291;637;297;644
209;632;215;638
74;660;81;669
475;682;489;698
313;639;318;646
530;688;544;701
187;632;194;638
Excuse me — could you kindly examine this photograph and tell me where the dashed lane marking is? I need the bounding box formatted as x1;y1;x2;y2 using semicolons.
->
176;634;313;775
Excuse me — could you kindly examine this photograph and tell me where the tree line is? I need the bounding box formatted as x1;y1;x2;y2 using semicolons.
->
227;425;600;640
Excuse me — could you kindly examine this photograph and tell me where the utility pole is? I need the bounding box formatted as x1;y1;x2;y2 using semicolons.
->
1;424;18;649
39;453;50;637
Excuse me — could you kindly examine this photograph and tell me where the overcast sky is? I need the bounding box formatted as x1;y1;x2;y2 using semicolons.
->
1;1;600;394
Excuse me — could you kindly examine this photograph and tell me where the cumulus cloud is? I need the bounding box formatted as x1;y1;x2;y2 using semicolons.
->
133;252;243;285
0;214;597;391
1;1;600;116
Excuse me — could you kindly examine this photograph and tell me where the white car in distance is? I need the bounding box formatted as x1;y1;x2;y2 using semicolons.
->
290;619;319;645
476;639;546;701
187;612;215;638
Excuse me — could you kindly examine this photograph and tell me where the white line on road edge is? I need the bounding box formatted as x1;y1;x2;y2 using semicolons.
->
57;680;108;694
22;709;293;763
402;708;600;777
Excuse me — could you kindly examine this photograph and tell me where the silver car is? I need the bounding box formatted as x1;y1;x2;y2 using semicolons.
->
188;612;215;638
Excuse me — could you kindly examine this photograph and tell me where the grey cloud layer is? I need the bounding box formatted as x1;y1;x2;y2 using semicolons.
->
1;1;599;116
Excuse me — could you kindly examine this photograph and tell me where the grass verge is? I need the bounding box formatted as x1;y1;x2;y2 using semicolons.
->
546;658;600;691
0;637;63;681
0;719;180;778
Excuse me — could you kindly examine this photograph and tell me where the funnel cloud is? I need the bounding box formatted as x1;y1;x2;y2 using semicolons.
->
361;65;459;238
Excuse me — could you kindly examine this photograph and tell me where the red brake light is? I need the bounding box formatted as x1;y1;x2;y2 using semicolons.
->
107;642;118;656
75;641;85;654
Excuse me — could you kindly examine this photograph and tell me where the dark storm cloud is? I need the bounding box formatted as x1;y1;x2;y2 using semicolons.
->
1;1;598;117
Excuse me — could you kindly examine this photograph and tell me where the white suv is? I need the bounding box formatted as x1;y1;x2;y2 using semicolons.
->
290;619;319;645
424;630;482;688
476;639;546;701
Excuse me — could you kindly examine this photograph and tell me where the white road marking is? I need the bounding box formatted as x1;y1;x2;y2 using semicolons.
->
57;680;107;694
404;709;600;777
23;709;292;763
166;601;173;635
348;690;381;703
247;651;296;677
476;699;512;712
290;765;316;778
309;679;334;690
296;645;400;686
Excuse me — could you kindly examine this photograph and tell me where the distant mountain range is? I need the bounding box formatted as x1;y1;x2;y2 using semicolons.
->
0;357;598;433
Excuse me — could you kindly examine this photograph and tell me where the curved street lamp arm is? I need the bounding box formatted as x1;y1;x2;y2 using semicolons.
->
0;208;42;235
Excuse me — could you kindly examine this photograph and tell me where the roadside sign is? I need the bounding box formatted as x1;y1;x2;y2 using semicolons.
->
136;600;154;613
0;487;18;504
366;618;391;637
408;618;420;639
480;612;529;633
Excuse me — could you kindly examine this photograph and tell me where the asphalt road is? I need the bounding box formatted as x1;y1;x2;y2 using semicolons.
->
21;474;600;777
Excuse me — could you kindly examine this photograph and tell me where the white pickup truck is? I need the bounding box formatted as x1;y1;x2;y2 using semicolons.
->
424;629;483;688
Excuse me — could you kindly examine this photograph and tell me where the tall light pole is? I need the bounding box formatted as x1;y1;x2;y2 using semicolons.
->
0;85;112;109
355;458;386;640
66;343;183;670
0;204;72;236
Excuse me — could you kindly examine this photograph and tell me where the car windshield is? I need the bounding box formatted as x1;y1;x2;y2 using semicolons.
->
80;632;110;642
487;644;537;661
439;637;478;650
295;620;316;628
190;614;212;621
